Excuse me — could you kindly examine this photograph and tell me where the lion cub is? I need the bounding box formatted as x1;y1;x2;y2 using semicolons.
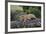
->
19;14;36;22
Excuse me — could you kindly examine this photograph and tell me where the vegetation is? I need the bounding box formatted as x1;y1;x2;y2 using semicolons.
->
11;6;41;21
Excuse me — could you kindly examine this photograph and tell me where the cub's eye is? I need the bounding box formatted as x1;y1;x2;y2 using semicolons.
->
31;18;35;20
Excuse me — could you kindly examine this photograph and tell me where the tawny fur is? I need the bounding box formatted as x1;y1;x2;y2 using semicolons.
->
19;14;36;22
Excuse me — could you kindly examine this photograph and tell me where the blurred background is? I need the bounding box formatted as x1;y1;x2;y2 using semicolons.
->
11;5;41;21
